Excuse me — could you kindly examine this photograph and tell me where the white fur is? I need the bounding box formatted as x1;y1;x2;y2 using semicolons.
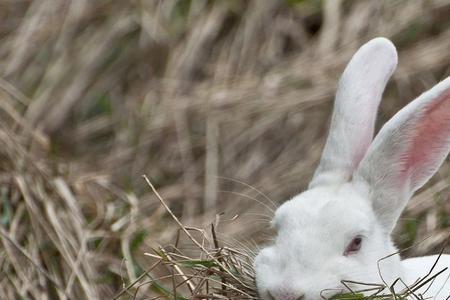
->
254;37;450;300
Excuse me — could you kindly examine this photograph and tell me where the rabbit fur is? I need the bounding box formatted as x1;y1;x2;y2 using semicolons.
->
254;37;450;300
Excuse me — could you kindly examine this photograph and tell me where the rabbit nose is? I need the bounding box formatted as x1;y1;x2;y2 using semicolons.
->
268;290;305;300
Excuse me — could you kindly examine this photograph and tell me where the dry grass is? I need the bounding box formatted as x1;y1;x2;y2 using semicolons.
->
0;0;450;299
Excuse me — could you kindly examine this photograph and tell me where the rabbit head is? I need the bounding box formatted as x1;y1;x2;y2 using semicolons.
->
254;37;450;300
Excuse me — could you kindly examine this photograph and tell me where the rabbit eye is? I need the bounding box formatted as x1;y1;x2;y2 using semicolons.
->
344;236;363;256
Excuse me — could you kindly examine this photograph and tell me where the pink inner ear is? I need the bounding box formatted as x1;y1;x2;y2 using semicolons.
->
352;137;371;171
402;89;450;187
351;99;381;171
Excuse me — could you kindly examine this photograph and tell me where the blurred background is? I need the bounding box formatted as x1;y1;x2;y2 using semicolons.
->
1;0;450;299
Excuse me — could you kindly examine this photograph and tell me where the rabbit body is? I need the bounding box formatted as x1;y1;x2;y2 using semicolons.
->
254;38;450;300
403;255;450;298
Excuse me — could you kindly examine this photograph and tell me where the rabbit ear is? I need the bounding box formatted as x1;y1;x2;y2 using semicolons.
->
354;77;450;232
310;38;398;188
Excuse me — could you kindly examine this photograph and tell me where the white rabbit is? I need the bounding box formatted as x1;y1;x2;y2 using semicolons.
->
254;37;450;300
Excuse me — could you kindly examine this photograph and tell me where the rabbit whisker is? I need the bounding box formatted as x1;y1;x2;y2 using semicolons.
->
217;176;278;209
218;190;275;213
